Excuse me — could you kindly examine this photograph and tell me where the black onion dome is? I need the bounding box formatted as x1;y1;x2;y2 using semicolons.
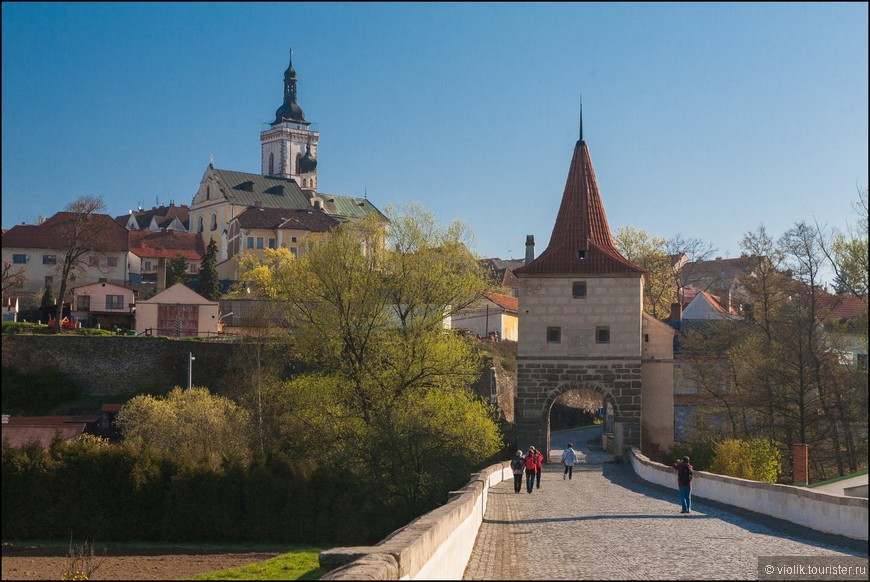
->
274;100;306;124
299;147;317;173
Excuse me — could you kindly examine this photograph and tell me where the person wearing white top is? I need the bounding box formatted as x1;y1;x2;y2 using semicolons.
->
560;443;577;480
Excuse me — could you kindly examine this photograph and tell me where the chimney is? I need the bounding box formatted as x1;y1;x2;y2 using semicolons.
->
668;302;683;322
525;235;535;266
793;443;808;486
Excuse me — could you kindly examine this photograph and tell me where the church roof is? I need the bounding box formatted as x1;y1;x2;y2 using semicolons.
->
208;168;385;221
514;139;643;277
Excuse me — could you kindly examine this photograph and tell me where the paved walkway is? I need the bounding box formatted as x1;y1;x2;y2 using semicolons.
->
463;438;866;580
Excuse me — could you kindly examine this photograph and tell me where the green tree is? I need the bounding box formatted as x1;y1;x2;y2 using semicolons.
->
165;253;188;288
265;205;502;516
115;386;253;469
230;247;296;300
40;283;55;310
198;238;221;300
614;226;676;319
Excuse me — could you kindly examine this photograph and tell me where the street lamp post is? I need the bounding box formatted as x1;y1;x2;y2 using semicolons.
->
188;352;195;389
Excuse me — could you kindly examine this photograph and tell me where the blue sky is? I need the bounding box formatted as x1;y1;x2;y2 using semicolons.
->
3;3;867;263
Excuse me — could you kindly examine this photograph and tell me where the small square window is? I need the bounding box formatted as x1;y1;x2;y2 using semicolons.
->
13;254;27;264
43;255;57;265
291;236;298;243
290;247;298;257
596;327;610;344
247;237;254;249
572;282;587;298
256;237;264;249
547;327;561;343
107;257;118;267
578;250;586;260
268;238;276;249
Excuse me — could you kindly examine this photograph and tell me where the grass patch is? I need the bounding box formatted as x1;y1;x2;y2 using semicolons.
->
191;547;323;580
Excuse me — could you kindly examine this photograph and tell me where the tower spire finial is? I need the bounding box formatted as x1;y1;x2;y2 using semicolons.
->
579;94;584;143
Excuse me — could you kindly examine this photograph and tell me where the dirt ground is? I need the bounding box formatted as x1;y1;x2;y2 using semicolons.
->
1;542;284;580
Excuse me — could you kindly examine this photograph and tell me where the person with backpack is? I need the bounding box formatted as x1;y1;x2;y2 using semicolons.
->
524;447;538;493
673;456;694;513
560;443;577;480
510;450;525;493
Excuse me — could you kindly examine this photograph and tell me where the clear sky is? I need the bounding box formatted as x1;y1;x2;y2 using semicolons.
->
2;2;867;263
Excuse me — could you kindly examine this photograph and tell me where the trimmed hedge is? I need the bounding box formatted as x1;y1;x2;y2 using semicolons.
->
1;439;395;545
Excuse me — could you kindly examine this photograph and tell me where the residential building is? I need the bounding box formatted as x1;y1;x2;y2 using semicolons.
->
128;229;205;282
71;280;136;330
452;291;519;341
0;212;131;302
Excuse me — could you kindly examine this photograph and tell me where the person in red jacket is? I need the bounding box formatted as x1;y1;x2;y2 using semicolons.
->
532;446;544;489
524;447;538;493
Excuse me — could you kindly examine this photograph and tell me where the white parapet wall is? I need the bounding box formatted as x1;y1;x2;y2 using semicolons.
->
320;462;513;580
630;448;868;541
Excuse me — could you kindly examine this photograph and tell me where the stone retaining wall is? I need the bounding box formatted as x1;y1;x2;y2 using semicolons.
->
1;335;238;395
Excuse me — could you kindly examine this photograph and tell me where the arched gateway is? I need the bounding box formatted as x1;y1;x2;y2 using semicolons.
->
514;121;674;459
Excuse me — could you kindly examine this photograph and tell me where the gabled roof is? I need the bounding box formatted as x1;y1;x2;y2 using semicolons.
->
138;282;216;305
482;291;519;314
1;212;129;252
128;230;204;261
234;207;341;232
116;204;190;231
1;424;86;448
514;140;643;276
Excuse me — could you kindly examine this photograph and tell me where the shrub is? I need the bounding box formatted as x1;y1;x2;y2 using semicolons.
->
709;438;782;483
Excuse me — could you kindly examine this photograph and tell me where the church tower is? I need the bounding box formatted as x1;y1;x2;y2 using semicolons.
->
260;50;319;191
513;118;650;458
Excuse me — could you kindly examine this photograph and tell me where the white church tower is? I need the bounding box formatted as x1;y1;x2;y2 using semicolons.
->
260;50;319;191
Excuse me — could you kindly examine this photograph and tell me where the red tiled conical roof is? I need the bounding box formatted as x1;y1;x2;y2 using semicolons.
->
515;140;643;276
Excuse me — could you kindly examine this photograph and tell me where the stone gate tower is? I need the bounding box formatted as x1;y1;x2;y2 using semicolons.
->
513;124;649;458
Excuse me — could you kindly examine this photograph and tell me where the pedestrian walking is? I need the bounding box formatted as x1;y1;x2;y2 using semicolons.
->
560;442;577;480
510;450;525;493
524;447;538;493
531;446;544;489
673;456;694;513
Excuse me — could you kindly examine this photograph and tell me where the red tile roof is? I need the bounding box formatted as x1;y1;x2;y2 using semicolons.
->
116;204;190;230
514;140;643;276
128;230;205;261
482;291;519;313
1;212;129;251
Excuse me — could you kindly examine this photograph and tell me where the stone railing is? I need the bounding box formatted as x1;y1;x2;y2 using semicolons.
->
320;461;512;580
629;448;868;541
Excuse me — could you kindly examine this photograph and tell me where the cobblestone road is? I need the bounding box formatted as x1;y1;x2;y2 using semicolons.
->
463;442;866;580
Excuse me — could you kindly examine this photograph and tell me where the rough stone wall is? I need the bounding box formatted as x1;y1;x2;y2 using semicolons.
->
516;359;642;459
2;335;240;395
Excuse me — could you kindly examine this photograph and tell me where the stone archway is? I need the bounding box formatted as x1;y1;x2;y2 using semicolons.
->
543;384;613;460
515;360;643;460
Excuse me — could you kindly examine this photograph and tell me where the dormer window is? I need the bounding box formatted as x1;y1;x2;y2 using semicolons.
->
578;250;586;260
